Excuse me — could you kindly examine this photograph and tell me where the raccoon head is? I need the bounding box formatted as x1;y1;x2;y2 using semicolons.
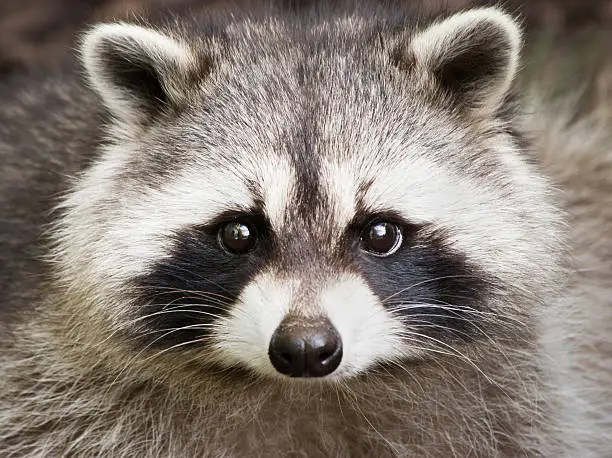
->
55;7;563;381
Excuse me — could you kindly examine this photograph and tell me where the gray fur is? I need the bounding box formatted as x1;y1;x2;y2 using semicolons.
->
1;2;611;456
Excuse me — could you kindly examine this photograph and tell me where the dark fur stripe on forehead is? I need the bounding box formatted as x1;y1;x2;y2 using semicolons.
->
289;99;324;218
130;210;272;348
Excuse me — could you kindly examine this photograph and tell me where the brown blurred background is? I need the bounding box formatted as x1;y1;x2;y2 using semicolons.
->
0;0;611;79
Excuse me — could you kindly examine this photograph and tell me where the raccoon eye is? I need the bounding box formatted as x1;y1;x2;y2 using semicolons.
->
218;221;256;254
360;221;403;257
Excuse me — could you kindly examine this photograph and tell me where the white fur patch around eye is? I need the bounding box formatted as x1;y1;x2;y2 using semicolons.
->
113;168;255;268
57;153;254;286
363;163;521;272
330;138;556;284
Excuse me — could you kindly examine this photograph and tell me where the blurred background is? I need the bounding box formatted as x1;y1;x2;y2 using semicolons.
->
0;0;610;89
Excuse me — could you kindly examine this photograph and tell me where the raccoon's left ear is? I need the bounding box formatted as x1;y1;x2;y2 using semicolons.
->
406;8;522;115
80;23;209;125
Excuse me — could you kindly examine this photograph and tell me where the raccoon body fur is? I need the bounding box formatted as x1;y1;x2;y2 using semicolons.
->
1;1;611;456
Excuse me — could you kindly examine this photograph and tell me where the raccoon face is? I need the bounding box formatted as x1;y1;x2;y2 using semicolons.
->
56;8;563;380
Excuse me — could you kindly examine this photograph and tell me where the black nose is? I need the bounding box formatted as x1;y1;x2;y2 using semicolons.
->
268;319;343;377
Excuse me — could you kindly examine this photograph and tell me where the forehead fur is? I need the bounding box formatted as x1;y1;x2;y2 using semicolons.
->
55;5;562;313
105;5;521;186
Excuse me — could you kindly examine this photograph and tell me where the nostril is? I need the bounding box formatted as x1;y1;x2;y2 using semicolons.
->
280;352;292;363
268;330;307;377
308;332;342;377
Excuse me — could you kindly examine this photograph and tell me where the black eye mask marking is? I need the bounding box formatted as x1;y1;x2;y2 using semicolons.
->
346;211;491;342
131;204;490;352
131;210;272;349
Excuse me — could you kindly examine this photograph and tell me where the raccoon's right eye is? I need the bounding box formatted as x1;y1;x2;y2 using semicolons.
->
218;221;257;254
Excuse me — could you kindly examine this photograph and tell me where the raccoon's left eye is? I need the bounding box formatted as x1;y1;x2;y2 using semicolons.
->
360;221;403;257
218;221;256;254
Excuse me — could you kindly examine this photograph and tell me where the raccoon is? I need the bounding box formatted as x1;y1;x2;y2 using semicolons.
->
1;1;611;456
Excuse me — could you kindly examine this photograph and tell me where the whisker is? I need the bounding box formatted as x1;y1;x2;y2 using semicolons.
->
132;287;236;307
381;275;496;304
145;263;236;296
395;330;495;385
386;300;528;328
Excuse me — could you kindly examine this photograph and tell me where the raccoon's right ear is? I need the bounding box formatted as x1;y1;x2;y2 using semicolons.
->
80;23;209;125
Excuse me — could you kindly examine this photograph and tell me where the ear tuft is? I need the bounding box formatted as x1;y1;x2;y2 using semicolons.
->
409;8;522;114
81;23;205;125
